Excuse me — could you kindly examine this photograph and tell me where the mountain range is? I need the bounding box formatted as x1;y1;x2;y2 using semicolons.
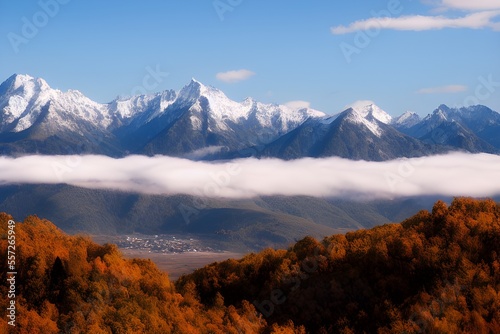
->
2;74;500;249
1;74;500;160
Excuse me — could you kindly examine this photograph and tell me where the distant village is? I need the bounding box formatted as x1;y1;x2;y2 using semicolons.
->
114;234;221;253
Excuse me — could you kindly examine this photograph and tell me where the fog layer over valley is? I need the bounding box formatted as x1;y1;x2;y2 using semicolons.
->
1;152;499;199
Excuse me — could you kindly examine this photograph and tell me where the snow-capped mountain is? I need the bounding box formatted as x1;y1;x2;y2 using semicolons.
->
0;74;325;157
0;74;111;133
173;78;323;135
347;100;393;123
259;102;442;161
392;111;421;129
0;74;122;155
320;101;392;137
398;104;499;153
340;101;393;137
130;78;327;157
1;74;499;159
445;105;500;149
108;90;177;126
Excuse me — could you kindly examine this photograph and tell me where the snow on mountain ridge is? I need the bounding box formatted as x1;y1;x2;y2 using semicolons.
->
345;108;383;137
8;74;474;145
394;111;416;123
185;79;253;121
393;111;421;128
0;74;113;132
2;74;500;158
175;78;326;134
340;101;393;137
1;74;328;135
108;90;177;122
0;74;56;131
346;100;392;124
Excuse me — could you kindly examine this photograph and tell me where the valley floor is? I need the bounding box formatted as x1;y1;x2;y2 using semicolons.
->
120;249;245;280
90;234;246;279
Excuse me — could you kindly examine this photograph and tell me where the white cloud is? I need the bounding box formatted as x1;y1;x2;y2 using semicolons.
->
216;69;255;83
331;11;500;34
440;0;500;11
284;100;311;110
1;153;500;200
416;84;468;94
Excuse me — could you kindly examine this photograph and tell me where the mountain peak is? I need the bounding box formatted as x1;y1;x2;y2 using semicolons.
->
432;105;450;121
177;78;234;111
438;104;450;111
7;75;54;101
398;111;417;119
185;78;205;90
177;79;203;103
341;108;381;137
346;100;376;110
344;100;392;124
0;74;46;93
178;78;221;100
11;73;33;86
190;77;203;85
393;111;421;128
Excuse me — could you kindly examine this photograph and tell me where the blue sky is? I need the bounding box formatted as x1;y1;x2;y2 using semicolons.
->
1;0;499;116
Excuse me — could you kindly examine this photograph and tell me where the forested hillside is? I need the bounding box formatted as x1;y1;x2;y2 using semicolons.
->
0;214;270;333
178;198;500;333
2;198;500;333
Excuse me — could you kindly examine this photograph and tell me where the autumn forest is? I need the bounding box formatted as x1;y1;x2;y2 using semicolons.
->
2;198;500;333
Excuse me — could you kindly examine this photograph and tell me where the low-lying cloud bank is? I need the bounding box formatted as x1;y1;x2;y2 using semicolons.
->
0;153;499;200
